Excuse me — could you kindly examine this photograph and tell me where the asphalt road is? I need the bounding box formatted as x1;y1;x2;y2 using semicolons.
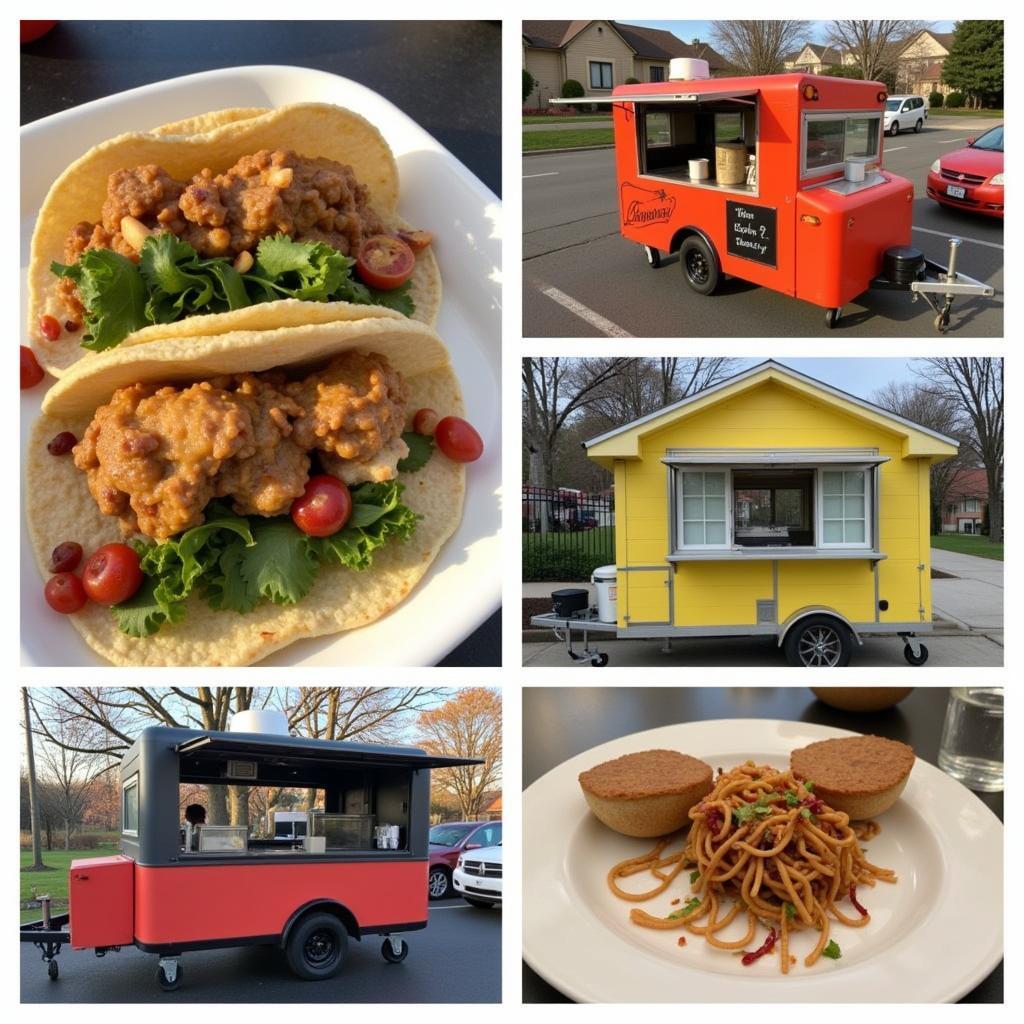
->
20;898;500;1003
523;119;1003;337
523;629;1003;667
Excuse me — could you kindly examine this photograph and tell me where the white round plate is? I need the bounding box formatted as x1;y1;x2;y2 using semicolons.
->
524;718;1003;1003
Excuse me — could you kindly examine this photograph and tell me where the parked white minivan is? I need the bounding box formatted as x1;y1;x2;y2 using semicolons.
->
453;843;502;908
884;95;928;136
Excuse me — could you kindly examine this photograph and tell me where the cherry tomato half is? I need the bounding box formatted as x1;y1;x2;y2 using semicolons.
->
44;573;87;614
412;408;439;436
434;416;484;463
21;346;44;390
356;235;415;291
291;475;353;537
82;543;143;606
39;314;61;341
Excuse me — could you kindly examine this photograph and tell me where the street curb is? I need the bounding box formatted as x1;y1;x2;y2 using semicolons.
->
523;145;615;156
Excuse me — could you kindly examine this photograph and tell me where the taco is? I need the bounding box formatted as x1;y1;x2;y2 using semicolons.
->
27;315;466;666
28;103;441;376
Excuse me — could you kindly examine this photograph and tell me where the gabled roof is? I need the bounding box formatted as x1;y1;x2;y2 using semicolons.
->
788;42;843;64
585;361;959;462
902;29;955;55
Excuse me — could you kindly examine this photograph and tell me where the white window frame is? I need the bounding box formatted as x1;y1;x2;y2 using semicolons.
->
800;110;883;180
817;468;871;548
589;60;613;90
122;774;139;837
674;467;732;551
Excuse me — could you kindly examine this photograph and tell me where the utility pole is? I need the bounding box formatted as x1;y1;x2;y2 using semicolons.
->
23;688;47;871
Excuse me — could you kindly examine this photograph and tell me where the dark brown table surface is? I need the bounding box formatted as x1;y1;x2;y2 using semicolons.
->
523;686;1003;1003
20;19;500;667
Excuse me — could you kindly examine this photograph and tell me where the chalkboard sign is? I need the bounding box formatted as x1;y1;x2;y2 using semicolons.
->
726;201;776;269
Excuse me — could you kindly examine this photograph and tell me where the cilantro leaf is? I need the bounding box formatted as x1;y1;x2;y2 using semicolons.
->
110;575;187;638
804;781;815;792
668;897;701;920
235;519;319;606
785;790;800;807
733;792;781;825
822;939;842;960
800;807;812;819
398;431;435;474
364;281;414;317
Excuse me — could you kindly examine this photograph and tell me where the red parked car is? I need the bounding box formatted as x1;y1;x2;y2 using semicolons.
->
428;821;502;900
926;124;1004;218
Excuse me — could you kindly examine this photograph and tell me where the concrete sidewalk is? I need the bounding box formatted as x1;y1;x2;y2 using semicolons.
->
930;547;1003;631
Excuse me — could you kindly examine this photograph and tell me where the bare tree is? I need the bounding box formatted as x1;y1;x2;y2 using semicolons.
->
825;21;927;84
710;21;811;75
872;380;968;534
915;358;1003;542
22;690;47;871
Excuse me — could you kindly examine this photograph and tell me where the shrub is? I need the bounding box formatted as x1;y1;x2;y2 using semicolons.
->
523;69;537;104
929;91;944;108
945;91;965;108
562;79;585;98
624;77;640;85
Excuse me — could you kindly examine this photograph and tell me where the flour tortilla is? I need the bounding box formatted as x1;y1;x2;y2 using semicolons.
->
28;316;464;666
28;103;442;376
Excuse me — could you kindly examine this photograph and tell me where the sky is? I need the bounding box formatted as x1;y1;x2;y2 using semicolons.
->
626;20;955;47
733;358;922;401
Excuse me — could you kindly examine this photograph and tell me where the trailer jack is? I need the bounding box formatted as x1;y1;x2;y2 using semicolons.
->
553;625;609;667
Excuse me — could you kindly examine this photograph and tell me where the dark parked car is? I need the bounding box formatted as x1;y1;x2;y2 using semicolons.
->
428;820;502;900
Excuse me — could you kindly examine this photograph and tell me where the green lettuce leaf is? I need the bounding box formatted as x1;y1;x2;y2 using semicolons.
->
397;432;435;474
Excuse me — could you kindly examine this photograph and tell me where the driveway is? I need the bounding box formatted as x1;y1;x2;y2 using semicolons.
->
20;898;500;1003
931;547;1004;631
523;120;1002;337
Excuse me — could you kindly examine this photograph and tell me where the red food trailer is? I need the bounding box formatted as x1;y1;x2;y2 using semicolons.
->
21;721;481;991
553;62;993;331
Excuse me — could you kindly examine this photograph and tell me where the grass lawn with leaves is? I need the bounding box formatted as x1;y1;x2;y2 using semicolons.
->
20;846;117;922
523;114;612;124
523;128;614;152
930;534;1003;560
931;108;1003;118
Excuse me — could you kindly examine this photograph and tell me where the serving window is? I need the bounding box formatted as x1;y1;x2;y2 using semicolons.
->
801;111;882;179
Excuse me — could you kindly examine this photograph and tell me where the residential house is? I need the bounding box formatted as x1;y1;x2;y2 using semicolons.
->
942;467;989;534
523;20;730;109
783;43;846;75
482;794;502;822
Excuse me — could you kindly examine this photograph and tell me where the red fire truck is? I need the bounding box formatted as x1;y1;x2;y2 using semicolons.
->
21;719;480;991
554;61;993;331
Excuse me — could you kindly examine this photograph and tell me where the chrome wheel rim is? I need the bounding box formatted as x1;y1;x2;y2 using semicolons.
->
428;870;448;897
798;626;842;666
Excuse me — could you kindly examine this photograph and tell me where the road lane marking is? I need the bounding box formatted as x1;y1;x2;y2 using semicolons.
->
886;146;907;152
523;172;560;179
938;137;969;144
538;282;633;337
912;225;1003;250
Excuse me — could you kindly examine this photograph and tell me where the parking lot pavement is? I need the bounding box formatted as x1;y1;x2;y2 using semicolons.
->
523;122;1002;338
522;630;1003;667
20;899;500;1003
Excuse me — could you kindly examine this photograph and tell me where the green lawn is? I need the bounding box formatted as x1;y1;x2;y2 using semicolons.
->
523;128;614;152
931;534;1003;560
931;108;1003;118
523;114;611;125
20;846;117;922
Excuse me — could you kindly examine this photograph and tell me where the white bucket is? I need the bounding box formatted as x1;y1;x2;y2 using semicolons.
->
689;158;709;180
591;565;618;624
229;709;290;735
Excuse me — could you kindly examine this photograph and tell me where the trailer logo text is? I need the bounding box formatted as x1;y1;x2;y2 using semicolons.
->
622;182;676;227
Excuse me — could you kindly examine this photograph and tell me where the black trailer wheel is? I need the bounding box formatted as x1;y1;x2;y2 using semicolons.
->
914;118;923;133
679;235;720;295
904;643;929;666
464;897;495;909
381;938;409;963
824;307;842;330
47;960;59;981
889;120;900;136
156;963;182;991
286;912;348;981
428;866;452;900
591;653;609;667
784;616;853;667
644;245;662;269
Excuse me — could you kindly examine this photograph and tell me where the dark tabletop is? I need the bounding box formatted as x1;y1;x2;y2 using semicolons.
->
21;20;501;668
522;687;1003;1003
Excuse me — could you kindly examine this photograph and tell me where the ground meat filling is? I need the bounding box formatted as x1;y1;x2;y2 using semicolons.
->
72;351;410;541
60;149;387;314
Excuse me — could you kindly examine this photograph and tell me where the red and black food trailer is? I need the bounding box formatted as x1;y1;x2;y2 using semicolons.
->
21;721;481;990
553;61;993;331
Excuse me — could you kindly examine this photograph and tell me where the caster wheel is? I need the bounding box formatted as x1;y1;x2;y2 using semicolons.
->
644;245;662;269
47;960;59;981
382;938;409;963
935;312;950;333
156;963;182;991
825;307;841;330
591;653;609;667
904;643;929;666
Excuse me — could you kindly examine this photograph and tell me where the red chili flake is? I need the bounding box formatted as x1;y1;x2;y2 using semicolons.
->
64;320;81;333
39;314;61;341
705;807;724;833
677;936;687;947
849;883;869;917
741;927;778;966
47;431;77;456
802;796;826;815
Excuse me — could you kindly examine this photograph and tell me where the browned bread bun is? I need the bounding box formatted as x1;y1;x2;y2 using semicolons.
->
578;749;713;837
810;687;913;712
790;735;915;819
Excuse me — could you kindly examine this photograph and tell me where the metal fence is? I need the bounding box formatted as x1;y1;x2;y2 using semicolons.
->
522;487;616;581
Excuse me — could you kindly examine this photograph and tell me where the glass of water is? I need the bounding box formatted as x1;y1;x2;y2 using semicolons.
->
938;687;1004;792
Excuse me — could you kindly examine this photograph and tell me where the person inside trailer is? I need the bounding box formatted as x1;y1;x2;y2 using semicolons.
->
183;802;206;851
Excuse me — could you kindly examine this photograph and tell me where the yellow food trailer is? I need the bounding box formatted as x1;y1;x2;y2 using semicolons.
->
531;361;958;667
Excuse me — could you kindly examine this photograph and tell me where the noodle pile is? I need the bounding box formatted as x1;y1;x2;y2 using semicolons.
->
607;761;896;974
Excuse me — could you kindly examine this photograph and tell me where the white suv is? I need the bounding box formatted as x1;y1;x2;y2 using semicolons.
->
453;843;502;908
884;95;928;136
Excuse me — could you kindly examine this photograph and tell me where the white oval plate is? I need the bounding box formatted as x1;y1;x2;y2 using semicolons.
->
20;65;501;666
524;718;1003;1002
